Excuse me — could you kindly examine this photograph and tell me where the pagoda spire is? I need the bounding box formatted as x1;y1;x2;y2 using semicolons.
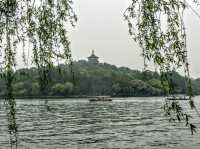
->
88;50;99;64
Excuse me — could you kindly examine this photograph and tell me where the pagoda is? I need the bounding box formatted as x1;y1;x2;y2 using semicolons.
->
88;50;99;64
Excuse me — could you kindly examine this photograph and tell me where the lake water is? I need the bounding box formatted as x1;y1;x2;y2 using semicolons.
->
1;97;200;149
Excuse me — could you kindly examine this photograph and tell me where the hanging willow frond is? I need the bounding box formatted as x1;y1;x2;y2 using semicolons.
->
124;0;199;134
0;0;76;146
0;0;77;92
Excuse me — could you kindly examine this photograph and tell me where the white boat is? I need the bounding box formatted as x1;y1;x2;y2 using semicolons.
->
89;96;112;102
166;96;190;101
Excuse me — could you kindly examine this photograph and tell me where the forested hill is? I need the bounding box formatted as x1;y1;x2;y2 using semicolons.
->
0;61;200;98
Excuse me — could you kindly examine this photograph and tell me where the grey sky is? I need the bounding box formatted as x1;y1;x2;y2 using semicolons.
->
69;0;200;78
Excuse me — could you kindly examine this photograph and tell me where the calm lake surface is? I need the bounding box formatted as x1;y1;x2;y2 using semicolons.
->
1;97;200;149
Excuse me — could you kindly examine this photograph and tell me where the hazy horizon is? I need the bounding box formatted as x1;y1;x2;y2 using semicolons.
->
69;0;200;78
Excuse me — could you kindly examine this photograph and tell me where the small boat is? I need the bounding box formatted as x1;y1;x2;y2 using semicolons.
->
89;96;112;102
166;96;190;101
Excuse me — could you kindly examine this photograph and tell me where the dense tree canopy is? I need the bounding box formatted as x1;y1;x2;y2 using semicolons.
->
0;61;200;98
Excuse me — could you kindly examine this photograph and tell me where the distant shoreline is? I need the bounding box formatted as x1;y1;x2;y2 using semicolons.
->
2;95;193;100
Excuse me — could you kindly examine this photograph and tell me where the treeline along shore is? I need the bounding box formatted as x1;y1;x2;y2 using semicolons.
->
1;60;200;99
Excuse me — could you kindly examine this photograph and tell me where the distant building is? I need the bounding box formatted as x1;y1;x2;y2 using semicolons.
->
88;50;99;64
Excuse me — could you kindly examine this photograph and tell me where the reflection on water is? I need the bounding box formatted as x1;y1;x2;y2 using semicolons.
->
0;97;200;149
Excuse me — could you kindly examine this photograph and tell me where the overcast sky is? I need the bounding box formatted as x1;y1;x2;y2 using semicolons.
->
68;0;200;78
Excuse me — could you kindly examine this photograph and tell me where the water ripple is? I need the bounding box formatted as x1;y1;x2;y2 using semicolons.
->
0;97;200;149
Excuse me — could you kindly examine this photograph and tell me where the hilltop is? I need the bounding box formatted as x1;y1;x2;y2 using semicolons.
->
0;61;200;98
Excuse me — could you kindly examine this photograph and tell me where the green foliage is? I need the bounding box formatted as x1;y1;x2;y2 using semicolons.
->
64;82;74;95
124;0;200;134
0;0;76;94
0;0;76;145
51;83;66;96
112;83;121;96
0;0;199;137
31;82;40;96
1;61;200;98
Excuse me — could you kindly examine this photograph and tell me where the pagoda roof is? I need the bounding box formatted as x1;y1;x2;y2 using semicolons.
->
88;54;99;58
88;50;99;58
